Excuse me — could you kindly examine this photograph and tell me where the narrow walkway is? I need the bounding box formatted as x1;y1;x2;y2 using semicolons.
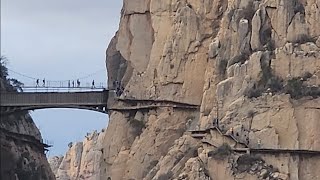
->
0;127;51;153
189;127;320;156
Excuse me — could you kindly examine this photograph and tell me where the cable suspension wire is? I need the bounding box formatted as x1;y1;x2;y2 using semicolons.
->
7;68;37;80
7;68;106;83
77;69;106;80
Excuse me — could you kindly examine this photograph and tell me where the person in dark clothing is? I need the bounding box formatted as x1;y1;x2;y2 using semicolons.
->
36;79;39;87
77;79;80;87
42;79;45;87
72;80;75;87
92;80;95;88
68;80;71;88
116;87;120;97
113;81;117;89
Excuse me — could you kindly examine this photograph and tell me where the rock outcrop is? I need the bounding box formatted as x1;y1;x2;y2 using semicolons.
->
100;0;320;179
0;61;54;180
49;130;105;180
48;0;320;179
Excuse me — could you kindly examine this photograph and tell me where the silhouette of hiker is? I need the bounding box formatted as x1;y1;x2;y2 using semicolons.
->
116;87;121;97
36;79;39;87
258;139;261;148
42;79;45;87
92;80;95;88
113;81;116;89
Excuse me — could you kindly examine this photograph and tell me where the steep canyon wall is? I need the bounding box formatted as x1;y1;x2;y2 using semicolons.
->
102;0;320;179
51;0;320;179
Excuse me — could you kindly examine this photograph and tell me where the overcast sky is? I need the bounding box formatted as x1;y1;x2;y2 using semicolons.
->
1;0;123;156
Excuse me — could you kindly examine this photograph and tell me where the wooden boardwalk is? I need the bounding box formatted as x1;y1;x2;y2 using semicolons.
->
189;128;320;156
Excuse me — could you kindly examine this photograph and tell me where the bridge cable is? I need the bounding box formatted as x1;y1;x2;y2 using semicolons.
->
7;68;106;83
7;68;37;80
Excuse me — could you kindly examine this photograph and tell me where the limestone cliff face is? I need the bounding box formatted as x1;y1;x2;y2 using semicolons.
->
0;70;54;179
101;0;320;179
49;130;105;180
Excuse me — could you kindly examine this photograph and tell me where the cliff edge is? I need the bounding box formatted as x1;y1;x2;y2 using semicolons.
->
0;59;54;180
102;0;320;179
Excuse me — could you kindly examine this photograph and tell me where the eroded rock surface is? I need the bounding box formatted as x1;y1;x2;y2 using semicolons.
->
0;66;55;180
50;130;105;180
60;0;320;179
101;0;320;179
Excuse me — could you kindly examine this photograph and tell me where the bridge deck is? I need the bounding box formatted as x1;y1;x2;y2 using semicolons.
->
0;91;108;107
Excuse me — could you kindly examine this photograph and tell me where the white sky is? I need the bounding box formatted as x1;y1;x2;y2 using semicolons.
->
1;0;123;156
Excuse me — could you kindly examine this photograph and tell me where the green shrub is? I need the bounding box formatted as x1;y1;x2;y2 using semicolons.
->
302;71;313;80
236;154;264;173
266;76;283;92
293;34;316;44
240;1;255;21
228;54;248;67
285;77;303;98
208;143;232;160
294;1;305;14
245;86;263;98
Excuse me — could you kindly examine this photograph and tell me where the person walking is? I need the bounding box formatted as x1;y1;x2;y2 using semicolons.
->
72;80;75;87
68;80;71;88
36;79;39;87
77;79;80;87
92;80;95;88
257;139;261;149
42;79;45;87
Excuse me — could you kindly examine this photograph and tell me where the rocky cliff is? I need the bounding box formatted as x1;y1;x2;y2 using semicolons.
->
49;130;105;180
0;60;54;180
49;0;320;179
101;0;320;180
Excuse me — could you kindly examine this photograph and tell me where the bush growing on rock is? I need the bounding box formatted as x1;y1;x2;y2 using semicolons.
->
285;77;320;99
285;78;304;98
68;142;73;148
302;71;313;80
239;1;255;22
235;154;264;173
228;53;248;67
294;1;305;15
208;143;232;160
293;34;316;44
245;87;263;98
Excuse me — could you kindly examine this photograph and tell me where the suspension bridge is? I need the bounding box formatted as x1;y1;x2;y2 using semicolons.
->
0;68;114;114
0;68;200;114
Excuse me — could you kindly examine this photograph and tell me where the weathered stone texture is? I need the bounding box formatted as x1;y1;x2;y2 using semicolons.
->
60;0;320;179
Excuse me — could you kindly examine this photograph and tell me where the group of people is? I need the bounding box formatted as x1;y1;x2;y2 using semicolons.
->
113;80;124;97
36;79;46;87
36;79;96;88
67;79;81;88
